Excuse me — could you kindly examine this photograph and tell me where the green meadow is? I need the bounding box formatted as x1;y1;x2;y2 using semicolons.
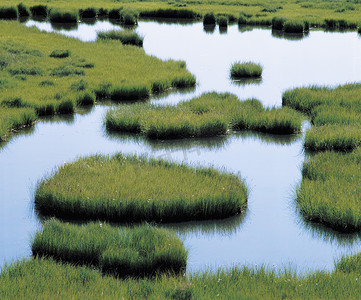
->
2;254;361;299
35;153;248;222
32;219;187;277
106;92;302;139
0;20;195;139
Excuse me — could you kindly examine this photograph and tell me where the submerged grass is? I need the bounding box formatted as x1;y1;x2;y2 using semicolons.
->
35;152;248;223
230;62;262;78
97;30;143;47
32;219;187;277
105;92;301;139
3;255;361;299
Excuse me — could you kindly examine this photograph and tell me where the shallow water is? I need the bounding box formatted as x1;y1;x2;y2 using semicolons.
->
1;20;361;273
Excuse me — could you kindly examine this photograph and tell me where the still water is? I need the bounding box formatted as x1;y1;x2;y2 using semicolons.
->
1;20;361;273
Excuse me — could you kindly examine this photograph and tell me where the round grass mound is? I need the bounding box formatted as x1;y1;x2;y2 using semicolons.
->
230;62;263;78
35;153;248;223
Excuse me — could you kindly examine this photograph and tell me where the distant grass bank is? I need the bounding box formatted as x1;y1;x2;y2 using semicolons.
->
1;0;361;30
35;153;248;222
32;219;187;277
106;92;302;139
3;254;361;299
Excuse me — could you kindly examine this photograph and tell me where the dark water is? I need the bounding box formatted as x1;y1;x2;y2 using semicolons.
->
1;20;360;273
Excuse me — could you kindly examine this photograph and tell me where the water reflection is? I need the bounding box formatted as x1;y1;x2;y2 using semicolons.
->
231;78;263;86
51;22;79;31
162;213;247;238
271;29;310;41
203;24;216;34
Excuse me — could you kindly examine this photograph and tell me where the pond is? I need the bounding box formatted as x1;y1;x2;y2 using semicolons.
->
1;20;361;274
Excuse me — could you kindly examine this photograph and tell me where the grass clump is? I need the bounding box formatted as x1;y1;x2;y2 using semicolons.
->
49;49;71;58
0;107;37;141
35;153;248;223
217;16;228;27
30;5;47;18
230;62;262;78
297;149;361;232
0;7;18;20
105;92;302;138
76;91;95;106
272;16;286;30
32;219;187;277
17;3;29;18
283;20;306;33
79;7;97;19
49;10;78;23
97;30;143;47
203;12;216;25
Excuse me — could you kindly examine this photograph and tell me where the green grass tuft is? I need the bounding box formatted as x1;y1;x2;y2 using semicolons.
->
50;49;71;58
272;16;286;30
217;16;228;27
230;62;262;78
35;153;248;222
17;3;30;17
283;20;306;33
32;219;187;277
0;6;18;20
49;10;78;23
203;12;216;25
97;30;143;47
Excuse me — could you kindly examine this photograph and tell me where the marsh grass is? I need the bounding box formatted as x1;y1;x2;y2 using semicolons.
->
106;92;301;139
35;153;248;222
0;22;195;122
217;16;228;27
0;107;37;141
0;7;18;20
17;3;29;17
272;16;286;30
297;149;361;232
203;12;216;25
230;62;262;78
30;5;47;18
49;10;78;23
283;84;361;152
97;30;143;47
79;7;97;19
32;219;187;277
50;49;71;58
283;20;306;33
4;256;361;299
